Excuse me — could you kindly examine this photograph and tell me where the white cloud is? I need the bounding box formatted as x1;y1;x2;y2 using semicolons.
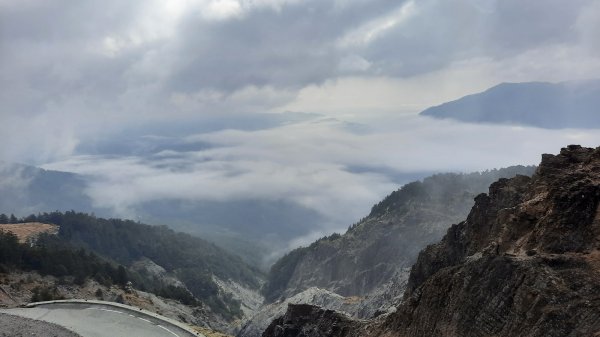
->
42;115;600;242
3;0;600;251
204;0;243;20
0;163;33;192
337;0;416;48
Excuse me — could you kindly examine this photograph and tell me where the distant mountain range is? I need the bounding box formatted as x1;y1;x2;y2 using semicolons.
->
0;163;95;215
420;80;600;129
0;161;433;268
0;162;323;267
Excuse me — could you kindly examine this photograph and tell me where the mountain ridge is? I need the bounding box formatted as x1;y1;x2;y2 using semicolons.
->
262;166;536;304
261;145;600;337
420;80;600;129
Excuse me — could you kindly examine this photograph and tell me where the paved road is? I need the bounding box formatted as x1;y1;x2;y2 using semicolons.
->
0;302;201;337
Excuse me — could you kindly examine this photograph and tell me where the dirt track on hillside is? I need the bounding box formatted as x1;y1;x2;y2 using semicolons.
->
0;222;59;243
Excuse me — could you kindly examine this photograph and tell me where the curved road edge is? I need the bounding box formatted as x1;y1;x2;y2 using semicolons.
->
25;299;206;337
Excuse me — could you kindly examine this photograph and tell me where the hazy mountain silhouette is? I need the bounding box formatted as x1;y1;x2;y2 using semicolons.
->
421;80;600;129
0;163;325;266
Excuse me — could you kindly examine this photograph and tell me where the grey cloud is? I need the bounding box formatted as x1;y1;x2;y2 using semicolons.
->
165;0;404;92
2;0;596;102
0;1;139;41
0;163;33;192
364;0;592;77
485;0;585;53
2;0;600;166
2;0;597;122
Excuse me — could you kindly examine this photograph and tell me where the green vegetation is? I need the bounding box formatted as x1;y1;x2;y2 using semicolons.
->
0;230;129;287
155;284;198;306
0;211;263;319
31;286;64;302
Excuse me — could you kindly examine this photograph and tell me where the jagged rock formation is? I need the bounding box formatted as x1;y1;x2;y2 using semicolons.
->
263;167;536;304
239;287;368;337
240;275;409;337
261;304;365;337
382;145;600;337
263;145;600;337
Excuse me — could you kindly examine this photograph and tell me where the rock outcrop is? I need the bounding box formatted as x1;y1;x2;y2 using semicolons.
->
238;288;359;337
261;304;365;337
263;145;600;337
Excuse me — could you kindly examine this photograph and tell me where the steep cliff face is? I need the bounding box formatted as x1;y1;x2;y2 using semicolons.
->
263;145;600;337
264;167;536;303
381;145;600;337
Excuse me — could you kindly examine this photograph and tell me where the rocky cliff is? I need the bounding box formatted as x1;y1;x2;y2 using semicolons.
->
383;145;600;337
263;145;600;337
261;304;366;337
263;166;536;304
238;288;360;337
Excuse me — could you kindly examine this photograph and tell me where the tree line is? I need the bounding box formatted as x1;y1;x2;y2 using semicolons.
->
0;211;258;319
0;230;128;287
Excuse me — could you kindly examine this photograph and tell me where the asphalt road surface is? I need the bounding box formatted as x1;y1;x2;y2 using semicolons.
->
0;303;200;337
0;312;82;337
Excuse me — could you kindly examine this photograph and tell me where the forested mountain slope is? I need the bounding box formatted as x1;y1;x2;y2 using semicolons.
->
0;212;265;321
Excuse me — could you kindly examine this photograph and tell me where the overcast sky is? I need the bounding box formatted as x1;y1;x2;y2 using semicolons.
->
3;0;600;244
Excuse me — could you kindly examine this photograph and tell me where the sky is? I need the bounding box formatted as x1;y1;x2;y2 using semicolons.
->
2;0;600;247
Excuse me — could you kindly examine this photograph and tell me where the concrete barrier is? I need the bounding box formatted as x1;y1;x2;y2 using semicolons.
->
26;299;206;337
